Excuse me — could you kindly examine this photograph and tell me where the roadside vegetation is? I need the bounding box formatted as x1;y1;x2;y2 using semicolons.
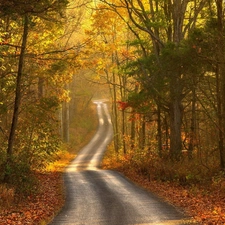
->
102;146;225;225
0;99;97;225
0;1;97;223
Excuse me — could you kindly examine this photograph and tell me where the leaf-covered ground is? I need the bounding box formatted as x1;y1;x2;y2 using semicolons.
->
0;172;64;225
113;165;225;225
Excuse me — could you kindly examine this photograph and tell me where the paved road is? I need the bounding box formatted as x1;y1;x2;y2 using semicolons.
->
50;101;195;225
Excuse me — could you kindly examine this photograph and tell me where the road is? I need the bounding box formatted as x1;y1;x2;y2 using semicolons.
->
50;101;195;225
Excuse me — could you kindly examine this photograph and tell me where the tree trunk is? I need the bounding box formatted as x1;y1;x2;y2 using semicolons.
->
168;0;185;160
216;0;225;169
216;64;224;169
111;71;119;153
188;84;197;159
4;15;29;181
130;111;135;149
7;15;29;158
62;100;70;142
121;109;126;154
139;115;146;150
169;83;183;160
157;103;162;157
164;115;170;151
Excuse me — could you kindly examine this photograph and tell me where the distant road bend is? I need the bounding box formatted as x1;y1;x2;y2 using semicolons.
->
50;100;196;225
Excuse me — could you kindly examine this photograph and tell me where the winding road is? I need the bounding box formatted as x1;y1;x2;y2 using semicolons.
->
50;101;195;225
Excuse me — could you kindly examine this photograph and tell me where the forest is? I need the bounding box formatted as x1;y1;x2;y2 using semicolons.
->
0;0;225;224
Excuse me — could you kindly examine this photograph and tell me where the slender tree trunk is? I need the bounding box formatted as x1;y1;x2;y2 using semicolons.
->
130;111;135;149
130;85;138;149
164;115;170;151
139;115;146;149
4;15;29;181
188;85;196;159
7;15;29;158
121;109;126;154
118;74;127;154
216;0;225;169
111;71;119;153
157;103;162;157
62;84;70;142
216;64;224;168
62;101;70;142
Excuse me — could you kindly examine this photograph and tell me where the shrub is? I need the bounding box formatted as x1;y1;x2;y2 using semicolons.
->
2;155;38;196
0;184;15;208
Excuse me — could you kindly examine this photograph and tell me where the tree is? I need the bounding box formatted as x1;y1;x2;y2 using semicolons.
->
100;0;208;160
81;4;136;154
215;0;225;169
0;0;69;183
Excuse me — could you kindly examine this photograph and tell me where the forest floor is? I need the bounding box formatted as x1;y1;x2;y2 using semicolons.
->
0;171;65;225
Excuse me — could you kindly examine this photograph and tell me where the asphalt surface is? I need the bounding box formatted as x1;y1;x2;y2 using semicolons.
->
50;101;196;225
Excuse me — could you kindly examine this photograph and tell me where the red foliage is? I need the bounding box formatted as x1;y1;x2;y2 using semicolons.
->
117;101;130;110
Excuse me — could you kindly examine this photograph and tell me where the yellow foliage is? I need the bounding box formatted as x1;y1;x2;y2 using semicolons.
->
46;150;76;172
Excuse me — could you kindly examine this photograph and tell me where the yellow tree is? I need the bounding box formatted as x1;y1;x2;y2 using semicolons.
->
0;0;70;184
100;0;208;160
81;4;136;153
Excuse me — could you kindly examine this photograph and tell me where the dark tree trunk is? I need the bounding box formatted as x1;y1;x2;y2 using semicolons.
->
169;75;183;160
216;0;225;169
139;115;146;150
62;101;70;143
7;15;29;158
169;98;183;160
188;85;197;159
112;71;119;153
4;15;29;181
157;103;162;157
130;111;135;149
122;109;126;154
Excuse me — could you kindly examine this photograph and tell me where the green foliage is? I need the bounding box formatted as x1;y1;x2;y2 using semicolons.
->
127;90;154;113
160;41;202;76
17;98;61;170
0;0;68;17
40;96;60;111
49;61;68;74
1;155;38;195
0;95;62;193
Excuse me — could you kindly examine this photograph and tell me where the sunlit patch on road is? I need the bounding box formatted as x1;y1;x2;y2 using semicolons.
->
99;118;104;125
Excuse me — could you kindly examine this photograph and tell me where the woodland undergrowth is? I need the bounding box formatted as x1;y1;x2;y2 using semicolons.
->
102;147;225;225
0;104;98;225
